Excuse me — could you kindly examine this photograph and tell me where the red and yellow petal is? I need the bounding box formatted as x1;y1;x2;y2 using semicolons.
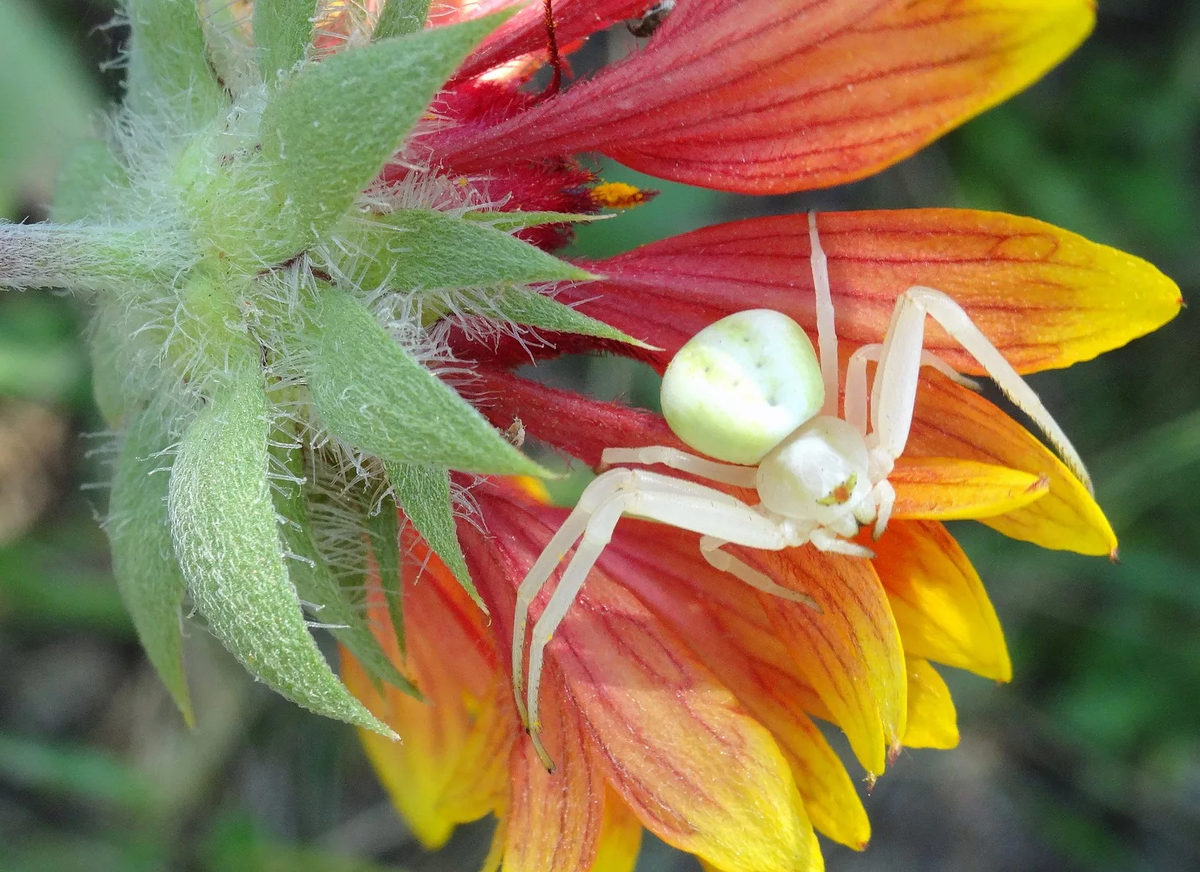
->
907;371;1116;556
504;685;604;872
576;210;1181;374
608;523;870;849
443;0;1094;194
739;546;906;778
901;658;959;750
468;493;819;872
873;520;1012;682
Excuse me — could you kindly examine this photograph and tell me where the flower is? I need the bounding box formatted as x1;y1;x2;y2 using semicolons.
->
0;1;1179;868
337;1;1181;870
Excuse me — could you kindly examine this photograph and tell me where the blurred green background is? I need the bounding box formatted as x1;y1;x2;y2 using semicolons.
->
0;1;1197;870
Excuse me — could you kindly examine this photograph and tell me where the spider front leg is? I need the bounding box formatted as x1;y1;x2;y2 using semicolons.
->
515;469;809;770
856;286;1092;533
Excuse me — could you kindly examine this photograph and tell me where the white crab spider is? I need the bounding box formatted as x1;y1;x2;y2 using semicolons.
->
513;213;1091;769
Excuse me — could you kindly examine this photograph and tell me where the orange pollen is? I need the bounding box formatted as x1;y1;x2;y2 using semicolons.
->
591;181;651;209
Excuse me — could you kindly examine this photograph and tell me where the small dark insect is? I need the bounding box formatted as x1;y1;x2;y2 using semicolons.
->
626;0;675;39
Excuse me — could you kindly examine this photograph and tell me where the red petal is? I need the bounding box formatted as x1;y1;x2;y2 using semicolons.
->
440;0;1093;193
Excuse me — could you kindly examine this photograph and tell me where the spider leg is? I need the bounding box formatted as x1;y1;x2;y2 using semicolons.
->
870;286;1092;493
699;535;820;610
808;211;839;416
513;468;633;728
521;471;789;769
847;345;980;437
810;527;875;558
601;445;758;488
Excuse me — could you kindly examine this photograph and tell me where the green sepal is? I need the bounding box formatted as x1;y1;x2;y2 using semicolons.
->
259;12;510;255
363;496;406;657
51;139;130;224
272;439;420;699
254;0;318;82
374;0;432;39
332;208;596;292
489;286;654;348
167;367;395;737
307;283;547;476
462;211;612;232
124;0;225;120
385;461;485;614
107;404;193;726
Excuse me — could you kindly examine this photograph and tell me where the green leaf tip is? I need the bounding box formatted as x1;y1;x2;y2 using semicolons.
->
332;208;592;292
108;404;193;726
254;0;319;82
363;499;409;658
168;369;396;738
307;283;549;477
259;10;514;249
375;0;432;39
385;462;486;614
490;287;656;349
461;211;615;232
272;440;421;700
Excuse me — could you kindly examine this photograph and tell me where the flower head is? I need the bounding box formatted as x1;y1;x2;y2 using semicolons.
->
0;1;1180;869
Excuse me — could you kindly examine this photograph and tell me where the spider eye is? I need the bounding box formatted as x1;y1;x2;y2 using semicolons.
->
660;309;824;465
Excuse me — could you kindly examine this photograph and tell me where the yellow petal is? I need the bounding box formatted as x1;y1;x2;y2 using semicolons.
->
908;370;1117;556
902;659;959;750
891;456;1049;520
873;520;1012;682
590;789;643;872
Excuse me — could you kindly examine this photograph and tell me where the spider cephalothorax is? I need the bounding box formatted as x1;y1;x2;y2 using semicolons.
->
510;212;1093;769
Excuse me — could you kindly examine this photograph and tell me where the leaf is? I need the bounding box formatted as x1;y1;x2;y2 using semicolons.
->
375;0;432;39
489;286;652;347
168;367;394;736
124;0;225;120
329;209;644;343
272;439;420;698
461;211;611;232
259;12;510;250
106;404;192;725
307;283;546;475
363;495;406;655
385;461;484;612
254;0;318;82
331;208;595;291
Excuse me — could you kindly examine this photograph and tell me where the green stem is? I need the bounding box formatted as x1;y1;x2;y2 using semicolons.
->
0;222;185;295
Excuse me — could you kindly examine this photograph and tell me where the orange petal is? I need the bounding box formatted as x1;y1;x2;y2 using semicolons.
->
505;685;604;872
902;658;959;750
739;546;906;778
586;209;1181;373
469;496;818;872
590;788;643;872
609;523;870;849
908;371;1116;556
437;682;518;825
873;520;1011;682
890;456;1048;520
445;0;1094;194
342;537;500;848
